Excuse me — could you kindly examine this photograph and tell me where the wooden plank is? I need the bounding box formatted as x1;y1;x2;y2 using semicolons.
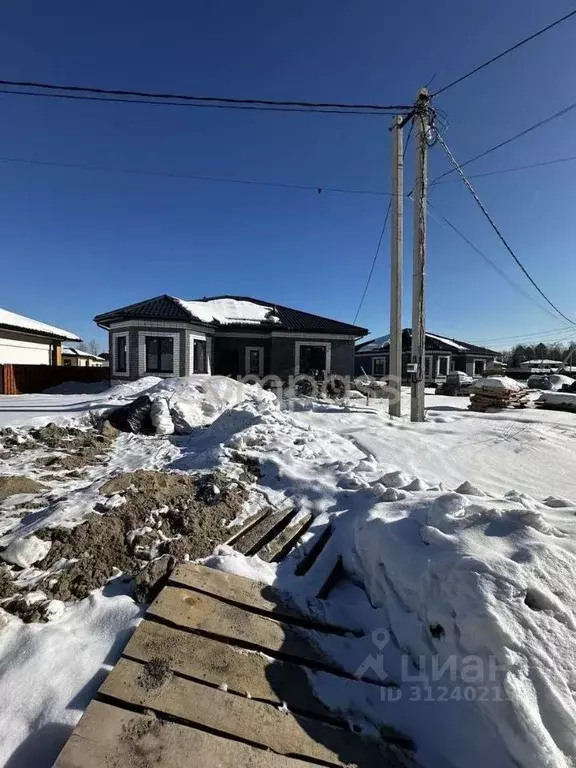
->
169;562;356;636
169;562;299;620
233;506;297;555
99;658;402;767
223;508;270;546
123;619;339;722
259;513;313;563
148;586;330;667
55;699;315;768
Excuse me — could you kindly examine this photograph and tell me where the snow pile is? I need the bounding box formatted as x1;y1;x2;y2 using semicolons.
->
536;392;576;411
1;535;51;568
175;297;280;326
141;376;276;433
470;376;524;392
340;488;576;768
527;374;574;392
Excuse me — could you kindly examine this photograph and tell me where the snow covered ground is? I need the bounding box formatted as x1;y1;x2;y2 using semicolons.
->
0;381;575;767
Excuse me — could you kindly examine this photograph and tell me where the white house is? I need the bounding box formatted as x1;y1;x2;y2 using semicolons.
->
0;307;80;366
61;347;107;367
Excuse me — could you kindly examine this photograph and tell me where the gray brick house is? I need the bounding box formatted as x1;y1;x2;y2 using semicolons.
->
355;329;498;384
94;295;367;381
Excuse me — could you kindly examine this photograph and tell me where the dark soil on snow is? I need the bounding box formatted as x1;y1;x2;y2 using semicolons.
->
137;658;172;691
35;469;249;604
0;476;47;500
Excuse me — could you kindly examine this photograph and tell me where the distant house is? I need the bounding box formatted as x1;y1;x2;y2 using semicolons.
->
0;307;80;366
355;329;498;383
94;294;367;381
518;359;564;372
62;347;107;368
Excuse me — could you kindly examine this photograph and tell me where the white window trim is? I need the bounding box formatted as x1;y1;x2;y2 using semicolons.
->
245;346;264;376
473;358;486;376
371;357;386;376
436;355;450;377
188;331;209;375
425;355;434;377
295;341;331;375
138;331;180;377
111;332;129;377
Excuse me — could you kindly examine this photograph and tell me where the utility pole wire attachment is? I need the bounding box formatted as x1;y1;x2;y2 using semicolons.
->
435;130;576;326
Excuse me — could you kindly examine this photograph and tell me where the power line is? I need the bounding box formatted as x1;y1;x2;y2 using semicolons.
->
471;326;576;344
425;200;559;322
433;8;576;97
352;119;415;324
435;129;576;325
0;79;413;113
0;88;400;116
435;153;576;184
430;98;576;185
0;154;391;197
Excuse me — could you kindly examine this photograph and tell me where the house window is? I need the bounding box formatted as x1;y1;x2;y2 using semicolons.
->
193;339;207;374
372;358;386;377
116;336;127;373
145;336;174;374
425;356;433;378
63;359;72;367
297;344;328;376
437;356;449;376
245;346;264;376
474;359;485;376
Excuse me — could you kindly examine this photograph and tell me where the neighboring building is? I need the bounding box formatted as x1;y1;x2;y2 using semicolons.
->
94;295;367;381
0;307;80;365
61;347;107;367
355;329;499;383
518;359;564;372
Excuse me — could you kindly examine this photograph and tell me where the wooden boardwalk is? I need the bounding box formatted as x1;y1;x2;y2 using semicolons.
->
55;562;417;768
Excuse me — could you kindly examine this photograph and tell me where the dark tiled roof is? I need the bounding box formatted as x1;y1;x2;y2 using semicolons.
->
94;295;193;325
95;293;368;336
356;328;497;356
202;295;368;335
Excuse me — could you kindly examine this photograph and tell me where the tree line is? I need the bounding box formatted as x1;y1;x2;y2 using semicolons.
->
502;340;576;367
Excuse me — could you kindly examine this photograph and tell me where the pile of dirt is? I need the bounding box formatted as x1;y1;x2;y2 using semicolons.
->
137;658;172;691
0;476;47;501
0;423;118;473
34;469;249;604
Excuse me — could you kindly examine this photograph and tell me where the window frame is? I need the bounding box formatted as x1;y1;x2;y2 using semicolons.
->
372;357;386;377
437;355;450;377
245;346;264;376
112;332;129;377
294;341;331;375
145;336;175;374
473;358;486;376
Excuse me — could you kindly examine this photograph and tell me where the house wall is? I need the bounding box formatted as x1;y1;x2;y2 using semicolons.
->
0;329;53;365
356;351;495;381
271;336;355;380
213;335;272;377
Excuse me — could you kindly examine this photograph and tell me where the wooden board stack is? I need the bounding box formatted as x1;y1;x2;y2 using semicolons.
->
468;385;530;412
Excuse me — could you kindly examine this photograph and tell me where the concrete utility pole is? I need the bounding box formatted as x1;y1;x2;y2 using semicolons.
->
389;115;404;417
410;88;430;423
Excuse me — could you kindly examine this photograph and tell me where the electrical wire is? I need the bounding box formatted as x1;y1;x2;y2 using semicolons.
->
425;199;559;322
352;119;414;325
0;79;413;113
0;154;391;197
435;129;575;325
470;326;576;344
0;88;401;116
430;98;576;185
434;153;576;184
433;8;576;97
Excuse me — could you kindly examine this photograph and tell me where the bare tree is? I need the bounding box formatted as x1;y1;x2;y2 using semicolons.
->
78;340;101;356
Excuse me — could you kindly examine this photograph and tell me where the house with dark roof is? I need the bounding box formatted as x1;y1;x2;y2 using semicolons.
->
0;307;80;366
355;329;498;383
94;295;368;381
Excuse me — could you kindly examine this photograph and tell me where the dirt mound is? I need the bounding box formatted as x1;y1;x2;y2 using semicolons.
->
34;470;248;605
0;476;46;500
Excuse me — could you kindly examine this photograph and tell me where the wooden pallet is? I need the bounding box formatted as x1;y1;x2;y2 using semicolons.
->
55;562;416;768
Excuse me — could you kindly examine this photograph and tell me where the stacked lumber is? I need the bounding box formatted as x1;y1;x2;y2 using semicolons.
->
436;371;473;396
468;376;530;412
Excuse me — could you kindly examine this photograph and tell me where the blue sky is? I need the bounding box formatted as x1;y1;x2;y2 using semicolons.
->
1;0;576;350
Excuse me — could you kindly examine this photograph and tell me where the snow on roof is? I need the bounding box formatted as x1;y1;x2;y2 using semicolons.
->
62;347;104;360
357;334;390;352
519;359;564;366
426;332;467;351
174;297;281;326
0;308;80;341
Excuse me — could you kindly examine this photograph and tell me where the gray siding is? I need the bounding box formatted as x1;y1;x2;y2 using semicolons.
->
214;335;272;377
271;336;355;380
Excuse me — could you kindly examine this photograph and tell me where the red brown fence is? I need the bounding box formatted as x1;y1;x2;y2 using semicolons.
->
0;364;110;395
